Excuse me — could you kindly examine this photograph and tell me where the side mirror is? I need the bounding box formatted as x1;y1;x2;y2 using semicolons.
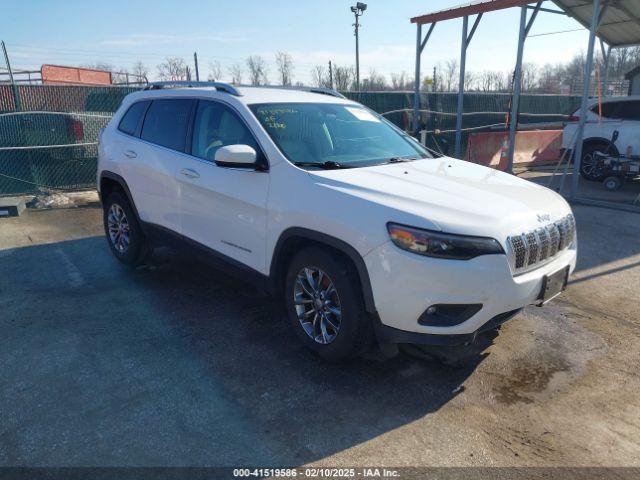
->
214;144;257;167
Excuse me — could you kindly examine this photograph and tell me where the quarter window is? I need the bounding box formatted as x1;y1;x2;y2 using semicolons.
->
594;101;640;121
191;101;260;161
141;99;194;151
118;101;149;136
615;101;640;120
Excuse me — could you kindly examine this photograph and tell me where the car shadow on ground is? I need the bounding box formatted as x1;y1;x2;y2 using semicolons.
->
1;235;497;466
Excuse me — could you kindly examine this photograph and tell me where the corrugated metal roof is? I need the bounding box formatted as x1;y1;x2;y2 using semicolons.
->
411;0;537;24
552;0;640;47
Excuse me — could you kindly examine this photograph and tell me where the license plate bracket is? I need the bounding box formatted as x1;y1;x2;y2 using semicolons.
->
538;266;569;305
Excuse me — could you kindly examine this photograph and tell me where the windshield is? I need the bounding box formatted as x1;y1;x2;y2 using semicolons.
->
249;103;432;168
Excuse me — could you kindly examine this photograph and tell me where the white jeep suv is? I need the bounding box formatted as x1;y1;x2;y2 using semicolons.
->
562;95;640;181
97;82;577;361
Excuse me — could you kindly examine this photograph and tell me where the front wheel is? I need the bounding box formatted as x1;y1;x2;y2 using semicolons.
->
284;247;372;362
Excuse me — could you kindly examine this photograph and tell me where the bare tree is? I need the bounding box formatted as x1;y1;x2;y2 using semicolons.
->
207;61;223;81
275;51;294;86
478;71;493;92
333;64;355;91
521;63;538;92
82;62;114;72
228;63;244;85
443;59;459;92
157;57;187;81
391;71;413;90
537;63;561;94
473;70;507;92
311;65;328;88
361;68;387;91
131;61;149;82
111;69;129;84
246;55;268;85
464;71;477;91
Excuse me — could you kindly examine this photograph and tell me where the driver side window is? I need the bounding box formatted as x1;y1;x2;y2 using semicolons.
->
191;101;260;162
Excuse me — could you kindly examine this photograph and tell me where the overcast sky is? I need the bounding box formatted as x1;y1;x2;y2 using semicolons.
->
3;0;592;83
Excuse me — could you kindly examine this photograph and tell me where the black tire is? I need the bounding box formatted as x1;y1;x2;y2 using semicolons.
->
103;191;150;266
603;176;623;191
284;247;372;362
579;142;611;182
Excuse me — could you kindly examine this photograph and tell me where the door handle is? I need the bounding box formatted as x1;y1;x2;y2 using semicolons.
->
124;150;137;159
180;168;200;179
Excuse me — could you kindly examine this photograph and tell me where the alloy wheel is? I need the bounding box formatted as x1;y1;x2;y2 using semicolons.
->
582;151;604;178
293;267;342;344
107;203;131;254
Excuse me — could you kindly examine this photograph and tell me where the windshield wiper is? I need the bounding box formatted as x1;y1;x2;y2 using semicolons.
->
384;157;420;164
293;161;349;170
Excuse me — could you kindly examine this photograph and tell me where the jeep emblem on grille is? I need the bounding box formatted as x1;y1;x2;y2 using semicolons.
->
537;213;551;223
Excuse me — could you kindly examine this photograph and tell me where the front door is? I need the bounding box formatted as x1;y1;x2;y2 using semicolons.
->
177;100;270;274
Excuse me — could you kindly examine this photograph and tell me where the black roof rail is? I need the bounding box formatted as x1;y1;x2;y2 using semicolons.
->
304;87;347;99
143;81;242;96
239;84;346;99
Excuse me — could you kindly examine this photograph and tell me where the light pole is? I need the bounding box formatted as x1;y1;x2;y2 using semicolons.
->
350;2;367;91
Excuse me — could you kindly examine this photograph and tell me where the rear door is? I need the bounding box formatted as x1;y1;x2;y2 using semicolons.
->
126;98;195;234
177;100;270;273
610;99;640;155
582;101;624;144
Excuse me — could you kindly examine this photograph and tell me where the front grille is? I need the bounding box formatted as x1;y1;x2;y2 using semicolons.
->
507;214;575;273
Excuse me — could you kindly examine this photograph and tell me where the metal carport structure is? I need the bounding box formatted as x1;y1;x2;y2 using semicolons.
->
410;0;640;206
552;0;640;202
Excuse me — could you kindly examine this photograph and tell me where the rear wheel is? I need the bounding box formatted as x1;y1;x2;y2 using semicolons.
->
284;247;372;361
579;142;611;181
103;191;149;266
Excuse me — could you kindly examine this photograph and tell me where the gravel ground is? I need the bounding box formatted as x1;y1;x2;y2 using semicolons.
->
0;200;638;467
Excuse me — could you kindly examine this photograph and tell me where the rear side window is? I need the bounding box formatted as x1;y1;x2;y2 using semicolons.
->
141;99;194;151
118;101;149;136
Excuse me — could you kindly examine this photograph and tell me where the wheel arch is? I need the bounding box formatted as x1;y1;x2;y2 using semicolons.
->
269;228;377;314
582;137;619;155
99;171;141;221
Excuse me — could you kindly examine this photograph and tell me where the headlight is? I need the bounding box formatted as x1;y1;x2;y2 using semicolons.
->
387;223;504;260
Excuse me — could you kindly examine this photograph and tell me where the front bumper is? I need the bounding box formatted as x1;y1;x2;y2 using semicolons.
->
364;241;577;340
374;308;523;346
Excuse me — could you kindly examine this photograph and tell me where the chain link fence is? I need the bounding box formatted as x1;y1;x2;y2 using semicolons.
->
0;84;582;196
0;85;137;196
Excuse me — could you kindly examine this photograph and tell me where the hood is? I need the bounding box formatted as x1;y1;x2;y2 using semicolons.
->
308;157;571;239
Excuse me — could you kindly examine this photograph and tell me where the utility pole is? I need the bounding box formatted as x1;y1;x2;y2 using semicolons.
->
193;52;200;81
350;3;367;91
433;66;437;92
328;61;333;90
